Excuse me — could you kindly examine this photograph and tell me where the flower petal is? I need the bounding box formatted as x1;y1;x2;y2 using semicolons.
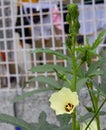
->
49;87;79;115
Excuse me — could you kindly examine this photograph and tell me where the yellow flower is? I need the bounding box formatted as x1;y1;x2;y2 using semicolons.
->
49;87;79;115
81;120;97;130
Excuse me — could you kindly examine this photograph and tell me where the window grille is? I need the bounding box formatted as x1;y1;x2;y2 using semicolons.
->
0;0;106;90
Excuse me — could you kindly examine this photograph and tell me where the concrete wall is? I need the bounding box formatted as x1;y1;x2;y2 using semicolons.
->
0;91;15;130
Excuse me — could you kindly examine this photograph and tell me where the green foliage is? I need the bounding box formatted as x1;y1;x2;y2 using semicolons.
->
32;111;59;130
100;51;106;95
13;87;52;103
77;29;106;66
31;48;71;60
79;112;94;122
30;64;72;74
76;78;88;92
92;30;106;49
0;114;35;130
57;114;71;126
85;59;103;78
25;76;61;89
66;4;80;34
93;51;106;97
66;36;72;49
84;106;94;113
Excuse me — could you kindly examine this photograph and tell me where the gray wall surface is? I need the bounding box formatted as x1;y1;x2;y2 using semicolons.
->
0;91;15;130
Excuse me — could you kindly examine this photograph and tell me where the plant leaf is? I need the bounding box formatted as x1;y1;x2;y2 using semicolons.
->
92;29;106;49
53;125;71;130
86;59;103;77
30;64;72;73
0;114;34;130
84;106;94;113
99;111;106;116
76;78;88;92
79;112;94;122
93;81;106;97
88;70;103;77
100;51;106;95
25;76;61;89
31;111;59;130
57;114;71;126
31;111;72;130
38;111;47;122
31;48;70;60
13;87;53;103
79;110;106;123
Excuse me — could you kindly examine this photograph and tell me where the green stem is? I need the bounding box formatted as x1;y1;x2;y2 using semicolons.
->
87;83;101;130
71;34;77;91
65;78;72;87
66;4;80;129
96;114;101;130
71;34;77;130
84;97;106;130
72;109;76;130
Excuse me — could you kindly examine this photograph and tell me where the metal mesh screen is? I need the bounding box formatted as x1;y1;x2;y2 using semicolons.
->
0;0;106;90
